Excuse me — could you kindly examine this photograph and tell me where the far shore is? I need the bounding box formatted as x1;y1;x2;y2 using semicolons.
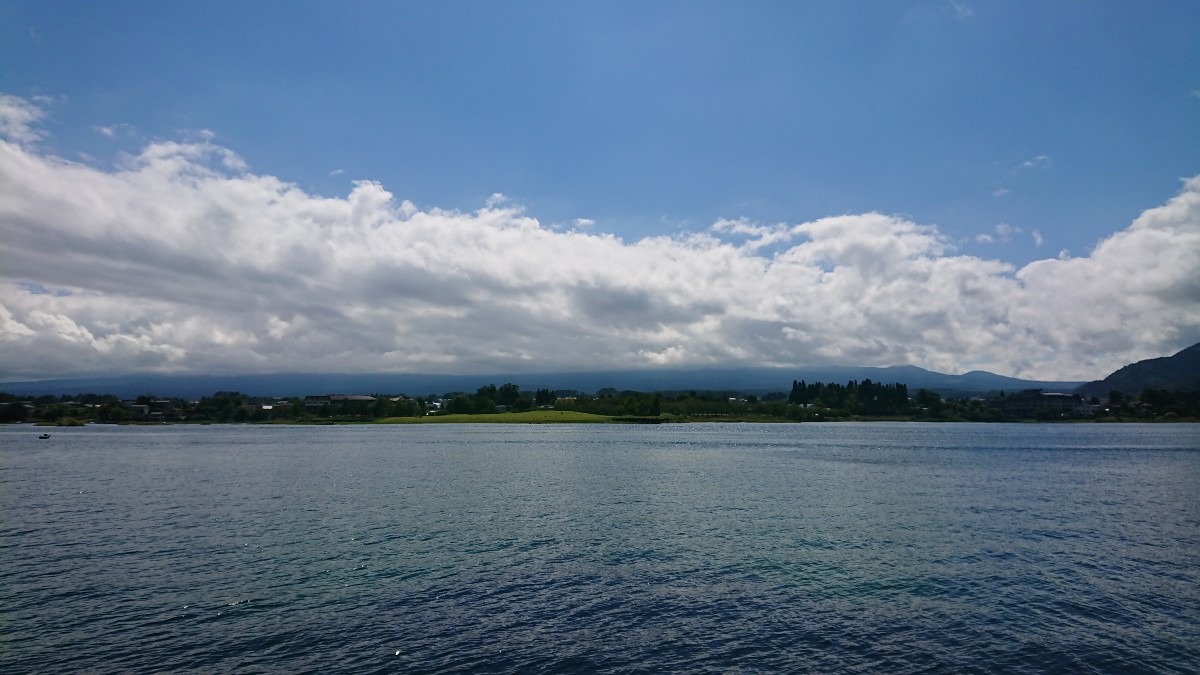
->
26;410;1198;426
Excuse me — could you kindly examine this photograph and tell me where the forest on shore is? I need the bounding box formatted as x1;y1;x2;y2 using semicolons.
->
4;378;1197;425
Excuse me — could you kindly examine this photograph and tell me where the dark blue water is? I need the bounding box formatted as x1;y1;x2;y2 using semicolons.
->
2;422;1198;673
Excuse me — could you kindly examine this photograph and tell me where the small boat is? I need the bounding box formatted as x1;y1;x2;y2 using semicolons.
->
38;433;50;440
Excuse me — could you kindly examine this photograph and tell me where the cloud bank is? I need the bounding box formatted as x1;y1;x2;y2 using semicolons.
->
1;95;1197;381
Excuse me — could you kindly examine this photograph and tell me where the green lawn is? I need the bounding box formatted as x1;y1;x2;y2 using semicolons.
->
376;410;613;424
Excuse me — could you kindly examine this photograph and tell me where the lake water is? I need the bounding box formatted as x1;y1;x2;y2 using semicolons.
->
1;422;1198;673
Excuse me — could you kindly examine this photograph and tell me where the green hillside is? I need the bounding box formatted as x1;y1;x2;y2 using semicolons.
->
1076;342;1200;399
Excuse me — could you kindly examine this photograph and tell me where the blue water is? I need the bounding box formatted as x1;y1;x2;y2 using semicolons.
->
2;422;1198;673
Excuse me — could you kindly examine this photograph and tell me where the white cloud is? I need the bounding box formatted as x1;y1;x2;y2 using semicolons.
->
1;95;1198;381
94;122;138;140
1032;229;1044;246
1015;154;1051;172
994;154;1051;197
949;1;974;19
975;223;1020;245
0;94;46;145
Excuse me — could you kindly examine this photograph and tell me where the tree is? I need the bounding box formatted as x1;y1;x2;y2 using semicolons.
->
373;397;391;419
915;388;943;416
0;401;27;423
195;391;247;422
496;383;521;407
96;402;128;422
446;395;475;415
472;394;497;414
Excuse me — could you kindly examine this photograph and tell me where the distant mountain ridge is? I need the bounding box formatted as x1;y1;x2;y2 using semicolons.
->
1075;342;1200;399
0;365;1084;399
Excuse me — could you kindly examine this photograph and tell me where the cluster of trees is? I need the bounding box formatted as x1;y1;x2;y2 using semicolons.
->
788;379;911;416
556;390;663;417
1098;388;1200;420
0;383;1004;424
441;383;555;415
558;390;800;419
0;392;131;424
1;392;313;424
202;392;432;421
0;384;561;424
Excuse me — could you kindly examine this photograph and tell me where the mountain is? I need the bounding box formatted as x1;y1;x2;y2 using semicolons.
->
1075;342;1200;399
0;365;1083;399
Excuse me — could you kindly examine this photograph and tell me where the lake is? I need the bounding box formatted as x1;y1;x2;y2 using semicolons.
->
1;422;1198;673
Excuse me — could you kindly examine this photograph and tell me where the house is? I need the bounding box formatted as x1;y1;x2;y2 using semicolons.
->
121;402;150;418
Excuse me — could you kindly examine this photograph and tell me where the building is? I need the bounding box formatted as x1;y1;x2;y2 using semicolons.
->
303;394;377;411
994;390;1083;418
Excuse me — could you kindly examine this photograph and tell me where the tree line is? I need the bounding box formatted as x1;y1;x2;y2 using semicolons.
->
3;380;1197;424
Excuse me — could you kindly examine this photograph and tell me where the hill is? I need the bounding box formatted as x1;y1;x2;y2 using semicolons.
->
1075;342;1200;399
0;365;1083;399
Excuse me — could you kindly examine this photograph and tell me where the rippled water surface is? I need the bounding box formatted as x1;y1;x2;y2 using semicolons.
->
2;422;1198;673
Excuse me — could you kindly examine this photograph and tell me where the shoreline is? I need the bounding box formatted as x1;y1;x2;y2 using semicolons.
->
21;412;1200;427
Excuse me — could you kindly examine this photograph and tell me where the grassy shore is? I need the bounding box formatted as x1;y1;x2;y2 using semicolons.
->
376;410;614;424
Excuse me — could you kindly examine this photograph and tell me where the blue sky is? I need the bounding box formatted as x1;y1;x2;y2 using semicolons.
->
6;1;1197;261
1;1;1198;380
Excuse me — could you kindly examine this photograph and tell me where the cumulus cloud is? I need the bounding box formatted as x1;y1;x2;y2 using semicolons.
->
1;95;1197;381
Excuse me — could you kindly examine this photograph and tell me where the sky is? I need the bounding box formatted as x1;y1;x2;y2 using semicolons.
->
1;0;1198;382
